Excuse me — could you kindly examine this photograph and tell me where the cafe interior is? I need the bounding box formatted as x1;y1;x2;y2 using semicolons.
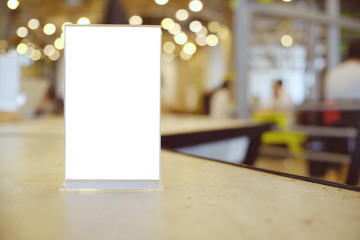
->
1;0;360;239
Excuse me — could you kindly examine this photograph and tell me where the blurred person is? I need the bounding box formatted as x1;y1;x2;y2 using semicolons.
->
272;80;293;112
208;81;233;119
326;38;360;101
307;39;360;178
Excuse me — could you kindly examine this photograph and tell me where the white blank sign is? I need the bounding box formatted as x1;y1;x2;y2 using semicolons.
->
65;25;161;190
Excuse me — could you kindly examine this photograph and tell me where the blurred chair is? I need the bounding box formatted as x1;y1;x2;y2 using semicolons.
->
296;101;360;185
252;111;307;160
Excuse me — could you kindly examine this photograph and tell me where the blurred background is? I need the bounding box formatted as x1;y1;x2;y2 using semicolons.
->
1;0;360;185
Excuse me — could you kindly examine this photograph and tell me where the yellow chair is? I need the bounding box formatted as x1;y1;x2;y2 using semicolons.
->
252;112;307;159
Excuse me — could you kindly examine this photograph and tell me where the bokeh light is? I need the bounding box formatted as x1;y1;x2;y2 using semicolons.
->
196;36;207;46
206;34;219;46
183;42;197;55
281;34;293;47
217;26;230;40
161;18;175;30
155;0;168;5
16;43;27;54
54;38;64;50
169;23;181;35
43;23;56;35
174;31;188;45
49;50;60;61
44;44;56;56
163;41;176;53
180;50;192;61
196;26;208;36
208;21;221;33
189;21;202;33
16;27;28;38
7;0;19;10
28;19;40;30
30;49;42;61
62;22;72;31
175;9;189;21
129;15;143;25
77;17;90;24
189;0;203;12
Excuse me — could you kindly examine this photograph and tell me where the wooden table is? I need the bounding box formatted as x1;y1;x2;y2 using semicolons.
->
161;114;271;165
1;116;360;240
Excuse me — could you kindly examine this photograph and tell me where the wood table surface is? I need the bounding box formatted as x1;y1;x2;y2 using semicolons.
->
1;116;360;240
